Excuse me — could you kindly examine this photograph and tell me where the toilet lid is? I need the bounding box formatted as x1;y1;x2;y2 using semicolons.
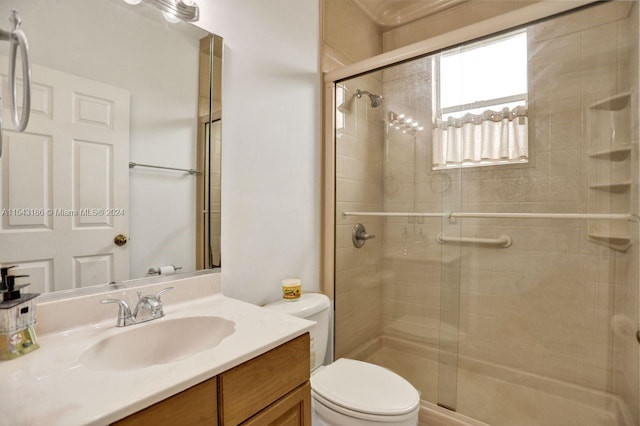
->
311;358;420;416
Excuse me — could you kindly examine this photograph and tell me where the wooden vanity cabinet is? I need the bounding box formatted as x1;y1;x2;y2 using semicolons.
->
112;333;311;426
112;378;218;425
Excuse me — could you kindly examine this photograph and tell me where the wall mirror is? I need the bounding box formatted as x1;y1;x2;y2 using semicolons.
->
0;0;222;297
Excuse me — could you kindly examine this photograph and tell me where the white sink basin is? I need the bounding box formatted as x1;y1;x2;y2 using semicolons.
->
80;316;235;371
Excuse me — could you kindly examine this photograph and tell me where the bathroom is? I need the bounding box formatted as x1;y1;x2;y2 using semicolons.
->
0;0;638;425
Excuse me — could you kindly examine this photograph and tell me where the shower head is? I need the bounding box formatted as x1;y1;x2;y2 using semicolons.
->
356;89;383;108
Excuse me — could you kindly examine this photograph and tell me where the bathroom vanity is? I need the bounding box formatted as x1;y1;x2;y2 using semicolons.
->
114;334;311;425
0;273;314;425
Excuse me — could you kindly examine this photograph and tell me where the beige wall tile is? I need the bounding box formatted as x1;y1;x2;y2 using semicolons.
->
330;1;638;423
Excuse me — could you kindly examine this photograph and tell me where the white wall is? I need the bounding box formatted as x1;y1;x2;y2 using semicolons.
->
195;0;321;304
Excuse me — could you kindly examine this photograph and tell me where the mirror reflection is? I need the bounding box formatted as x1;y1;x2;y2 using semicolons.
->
0;0;222;294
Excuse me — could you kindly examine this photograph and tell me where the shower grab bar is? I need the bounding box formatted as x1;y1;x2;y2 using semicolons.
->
342;211;638;221
436;232;512;248
0;10;32;158
129;162;201;175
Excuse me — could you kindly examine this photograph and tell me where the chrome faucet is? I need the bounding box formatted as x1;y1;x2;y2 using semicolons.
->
100;287;173;327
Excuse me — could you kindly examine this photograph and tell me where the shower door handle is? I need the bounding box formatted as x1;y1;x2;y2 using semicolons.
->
352;223;375;248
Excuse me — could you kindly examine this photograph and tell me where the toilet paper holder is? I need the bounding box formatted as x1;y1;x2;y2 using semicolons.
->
147;265;182;275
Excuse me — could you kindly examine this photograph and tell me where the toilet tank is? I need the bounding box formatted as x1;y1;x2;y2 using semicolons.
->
264;293;330;371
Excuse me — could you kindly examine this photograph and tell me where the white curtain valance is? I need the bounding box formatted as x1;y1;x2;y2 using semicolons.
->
432;105;528;169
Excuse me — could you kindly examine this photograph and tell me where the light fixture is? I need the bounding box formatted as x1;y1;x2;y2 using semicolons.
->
151;0;200;22
162;10;182;23
123;0;142;5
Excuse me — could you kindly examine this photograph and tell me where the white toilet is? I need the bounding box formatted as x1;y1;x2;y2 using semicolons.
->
265;293;420;425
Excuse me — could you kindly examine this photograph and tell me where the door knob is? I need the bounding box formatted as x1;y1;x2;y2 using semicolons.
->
114;234;128;246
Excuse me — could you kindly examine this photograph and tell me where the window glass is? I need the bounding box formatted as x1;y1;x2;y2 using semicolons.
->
433;30;529;170
439;31;527;118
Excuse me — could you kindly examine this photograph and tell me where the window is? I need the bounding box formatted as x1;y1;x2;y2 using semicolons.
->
432;30;528;169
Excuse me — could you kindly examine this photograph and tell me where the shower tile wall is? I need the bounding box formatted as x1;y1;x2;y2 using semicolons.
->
334;72;385;358
613;1;639;421
373;2;638;423
328;1;640;425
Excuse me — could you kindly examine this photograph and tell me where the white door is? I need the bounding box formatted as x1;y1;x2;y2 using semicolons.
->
0;59;130;293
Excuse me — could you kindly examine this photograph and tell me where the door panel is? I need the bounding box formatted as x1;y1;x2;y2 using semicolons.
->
3;132;52;229
0;58;130;291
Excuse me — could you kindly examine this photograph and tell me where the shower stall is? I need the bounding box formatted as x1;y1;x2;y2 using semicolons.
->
328;2;639;425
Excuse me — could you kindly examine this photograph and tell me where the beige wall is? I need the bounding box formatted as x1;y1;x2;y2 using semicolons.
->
381;1;540;52
321;0;543;71
321;0;383;71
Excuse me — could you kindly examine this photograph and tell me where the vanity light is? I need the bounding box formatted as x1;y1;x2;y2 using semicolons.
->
153;0;200;23
123;0;199;22
162;10;182;23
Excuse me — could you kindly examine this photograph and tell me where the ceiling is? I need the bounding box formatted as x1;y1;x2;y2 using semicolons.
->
352;0;470;28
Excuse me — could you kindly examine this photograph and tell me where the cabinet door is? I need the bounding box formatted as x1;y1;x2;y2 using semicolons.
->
112;377;217;425
241;382;311;426
218;333;310;424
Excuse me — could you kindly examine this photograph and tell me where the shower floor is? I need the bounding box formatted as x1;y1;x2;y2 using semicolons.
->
356;337;627;426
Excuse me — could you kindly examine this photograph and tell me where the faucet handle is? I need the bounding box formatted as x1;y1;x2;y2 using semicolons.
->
100;298;132;327
155;286;173;301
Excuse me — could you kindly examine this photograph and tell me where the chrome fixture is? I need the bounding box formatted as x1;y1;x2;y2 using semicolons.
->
100;287;173;327
355;89;383;108
147;0;199;22
129;161;201;175
352;223;376;248
0;10;32;158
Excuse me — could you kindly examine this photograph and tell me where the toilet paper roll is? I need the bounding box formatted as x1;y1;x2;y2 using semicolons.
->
159;265;176;275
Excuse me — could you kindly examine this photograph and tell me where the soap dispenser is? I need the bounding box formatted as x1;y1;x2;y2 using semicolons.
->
0;267;40;360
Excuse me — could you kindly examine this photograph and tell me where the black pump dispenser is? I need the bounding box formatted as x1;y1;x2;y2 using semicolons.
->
0;266;17;291
3;275;31;302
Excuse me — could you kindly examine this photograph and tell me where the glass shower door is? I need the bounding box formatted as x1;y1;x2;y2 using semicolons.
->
333;53;466;412
332;4;639;421
436;170;462;412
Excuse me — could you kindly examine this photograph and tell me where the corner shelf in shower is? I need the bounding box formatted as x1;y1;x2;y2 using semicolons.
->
587;233;632;253
589;92;631;112
588;182;632;193
588;145;632;161
587;92;635;252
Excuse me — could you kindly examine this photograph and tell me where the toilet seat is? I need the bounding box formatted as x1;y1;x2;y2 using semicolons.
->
310;358;420;421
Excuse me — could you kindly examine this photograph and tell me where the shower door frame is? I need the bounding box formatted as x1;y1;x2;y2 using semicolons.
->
321;0;603;413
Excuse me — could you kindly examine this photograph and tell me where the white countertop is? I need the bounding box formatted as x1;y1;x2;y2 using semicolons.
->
0;273;315;425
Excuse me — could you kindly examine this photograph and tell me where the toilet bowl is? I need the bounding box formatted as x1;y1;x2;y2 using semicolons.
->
264;293;420;425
